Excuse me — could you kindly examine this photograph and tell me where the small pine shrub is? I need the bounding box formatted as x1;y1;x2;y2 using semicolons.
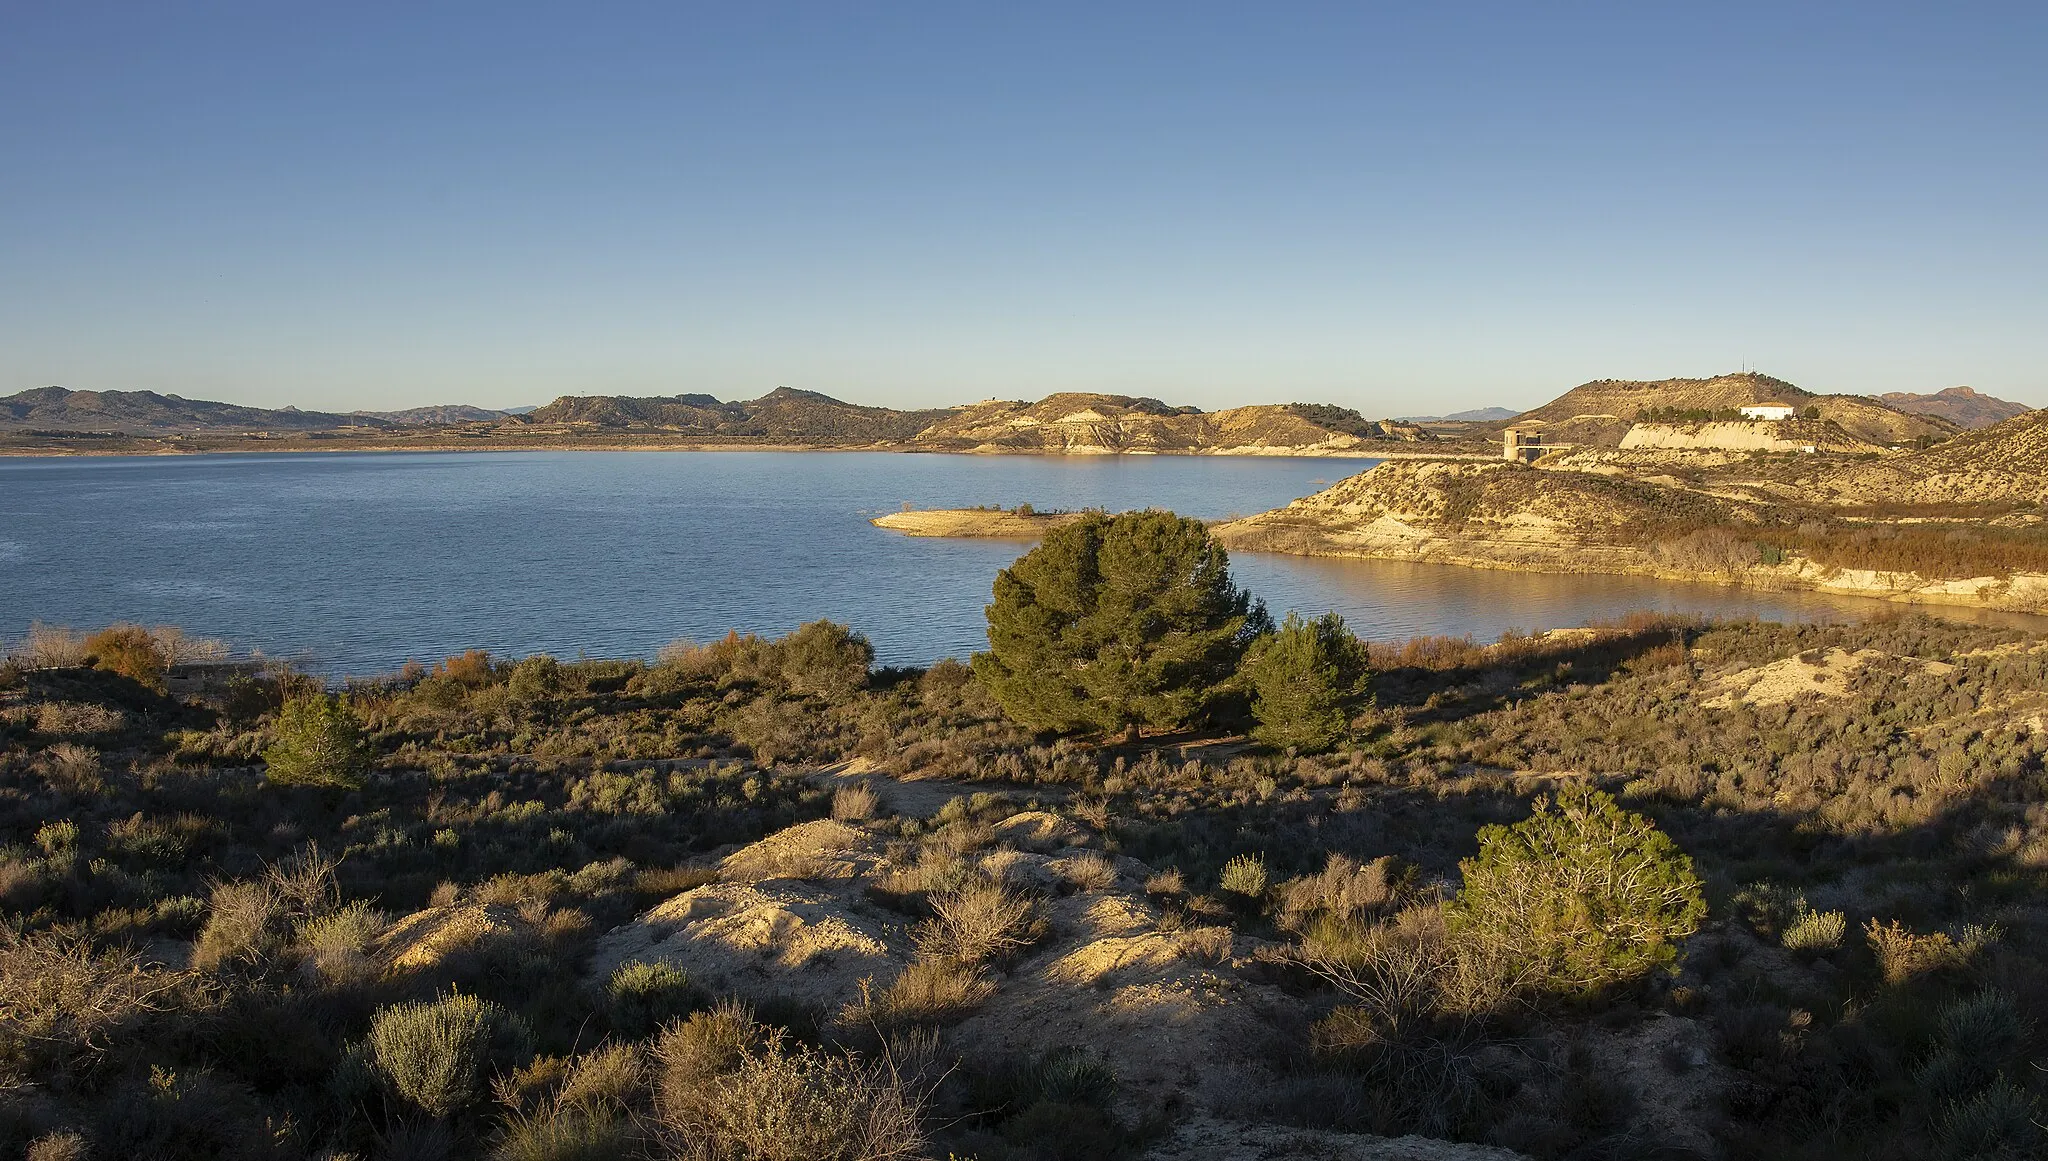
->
1239;611;1372;753
263;693;371;790
776;620;874;698
1449;785;1705;997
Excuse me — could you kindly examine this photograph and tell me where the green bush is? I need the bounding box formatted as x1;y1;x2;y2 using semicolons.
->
776;620;874;698
368;992;527;1117
604;960;703;1037
1219;853;1269;900
1239;611;1371;753
262;693;371;790
973;510;1269;734
1779;908;1846;952
1448;785;1705;997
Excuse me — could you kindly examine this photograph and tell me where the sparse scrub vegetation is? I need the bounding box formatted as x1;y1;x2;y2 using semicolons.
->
2;606;2047;1157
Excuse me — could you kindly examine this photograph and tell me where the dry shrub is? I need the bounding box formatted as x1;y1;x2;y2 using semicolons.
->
1277;854;1404;933
1059;851;1118;892
1865;919;1985;985
1652;528;1763;574
1144;868;1187;898
874;959;995;1026
192;880;284;971
1175;926;1235;965
0;857;43;911
493;1108;633;1161
83;623;170;690
832;781;880;821
654;1000;761;1113
12;623;88;669
436;649;498;686
556;1042;642;1111
0;929;181;1076
41;743;104;794
148;625;228;665
34;702;126;738
296;899;387;985
915;880;1041;966
1299;904;1522;1028
653;1001;923;1161
25;1133;89;1161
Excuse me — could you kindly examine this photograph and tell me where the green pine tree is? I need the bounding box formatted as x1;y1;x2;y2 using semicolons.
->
972;510;1268;734
1449;785;1706;996
1240;611;1371;753
263;692;371;790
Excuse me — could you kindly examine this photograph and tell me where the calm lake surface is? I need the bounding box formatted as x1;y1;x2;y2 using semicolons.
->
2;450;2026;674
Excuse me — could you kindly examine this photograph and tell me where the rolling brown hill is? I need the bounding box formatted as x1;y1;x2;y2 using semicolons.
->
1877;386;2033;429
1504;372;1954;448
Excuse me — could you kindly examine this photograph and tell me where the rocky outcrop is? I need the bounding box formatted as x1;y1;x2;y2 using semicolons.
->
1618;420;1877;453
588;810;1291;1122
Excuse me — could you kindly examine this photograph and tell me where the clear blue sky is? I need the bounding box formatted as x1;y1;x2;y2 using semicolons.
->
3;2;2042;414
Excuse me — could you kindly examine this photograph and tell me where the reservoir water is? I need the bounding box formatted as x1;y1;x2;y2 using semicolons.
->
0;450;2024;675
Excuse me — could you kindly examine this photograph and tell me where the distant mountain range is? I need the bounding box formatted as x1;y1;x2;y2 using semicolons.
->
1877;386;2033;430
0;384;1436;454
0;386;387;433
1398;406;1519;423
352;404;517;425
0;387;527;433
5;378;2033;457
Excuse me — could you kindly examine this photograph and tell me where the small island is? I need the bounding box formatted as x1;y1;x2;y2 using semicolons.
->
871;506;1087;538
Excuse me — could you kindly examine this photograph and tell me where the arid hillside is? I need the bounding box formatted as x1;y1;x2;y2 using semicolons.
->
1212;460;1740;569
7;612;2048;1159
1878;385;2034;429
1211;457;2048;613
1502;372;1954;448
1818;407;2048;505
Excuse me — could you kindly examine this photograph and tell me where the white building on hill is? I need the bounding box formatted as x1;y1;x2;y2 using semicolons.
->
1741;402;1797;421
